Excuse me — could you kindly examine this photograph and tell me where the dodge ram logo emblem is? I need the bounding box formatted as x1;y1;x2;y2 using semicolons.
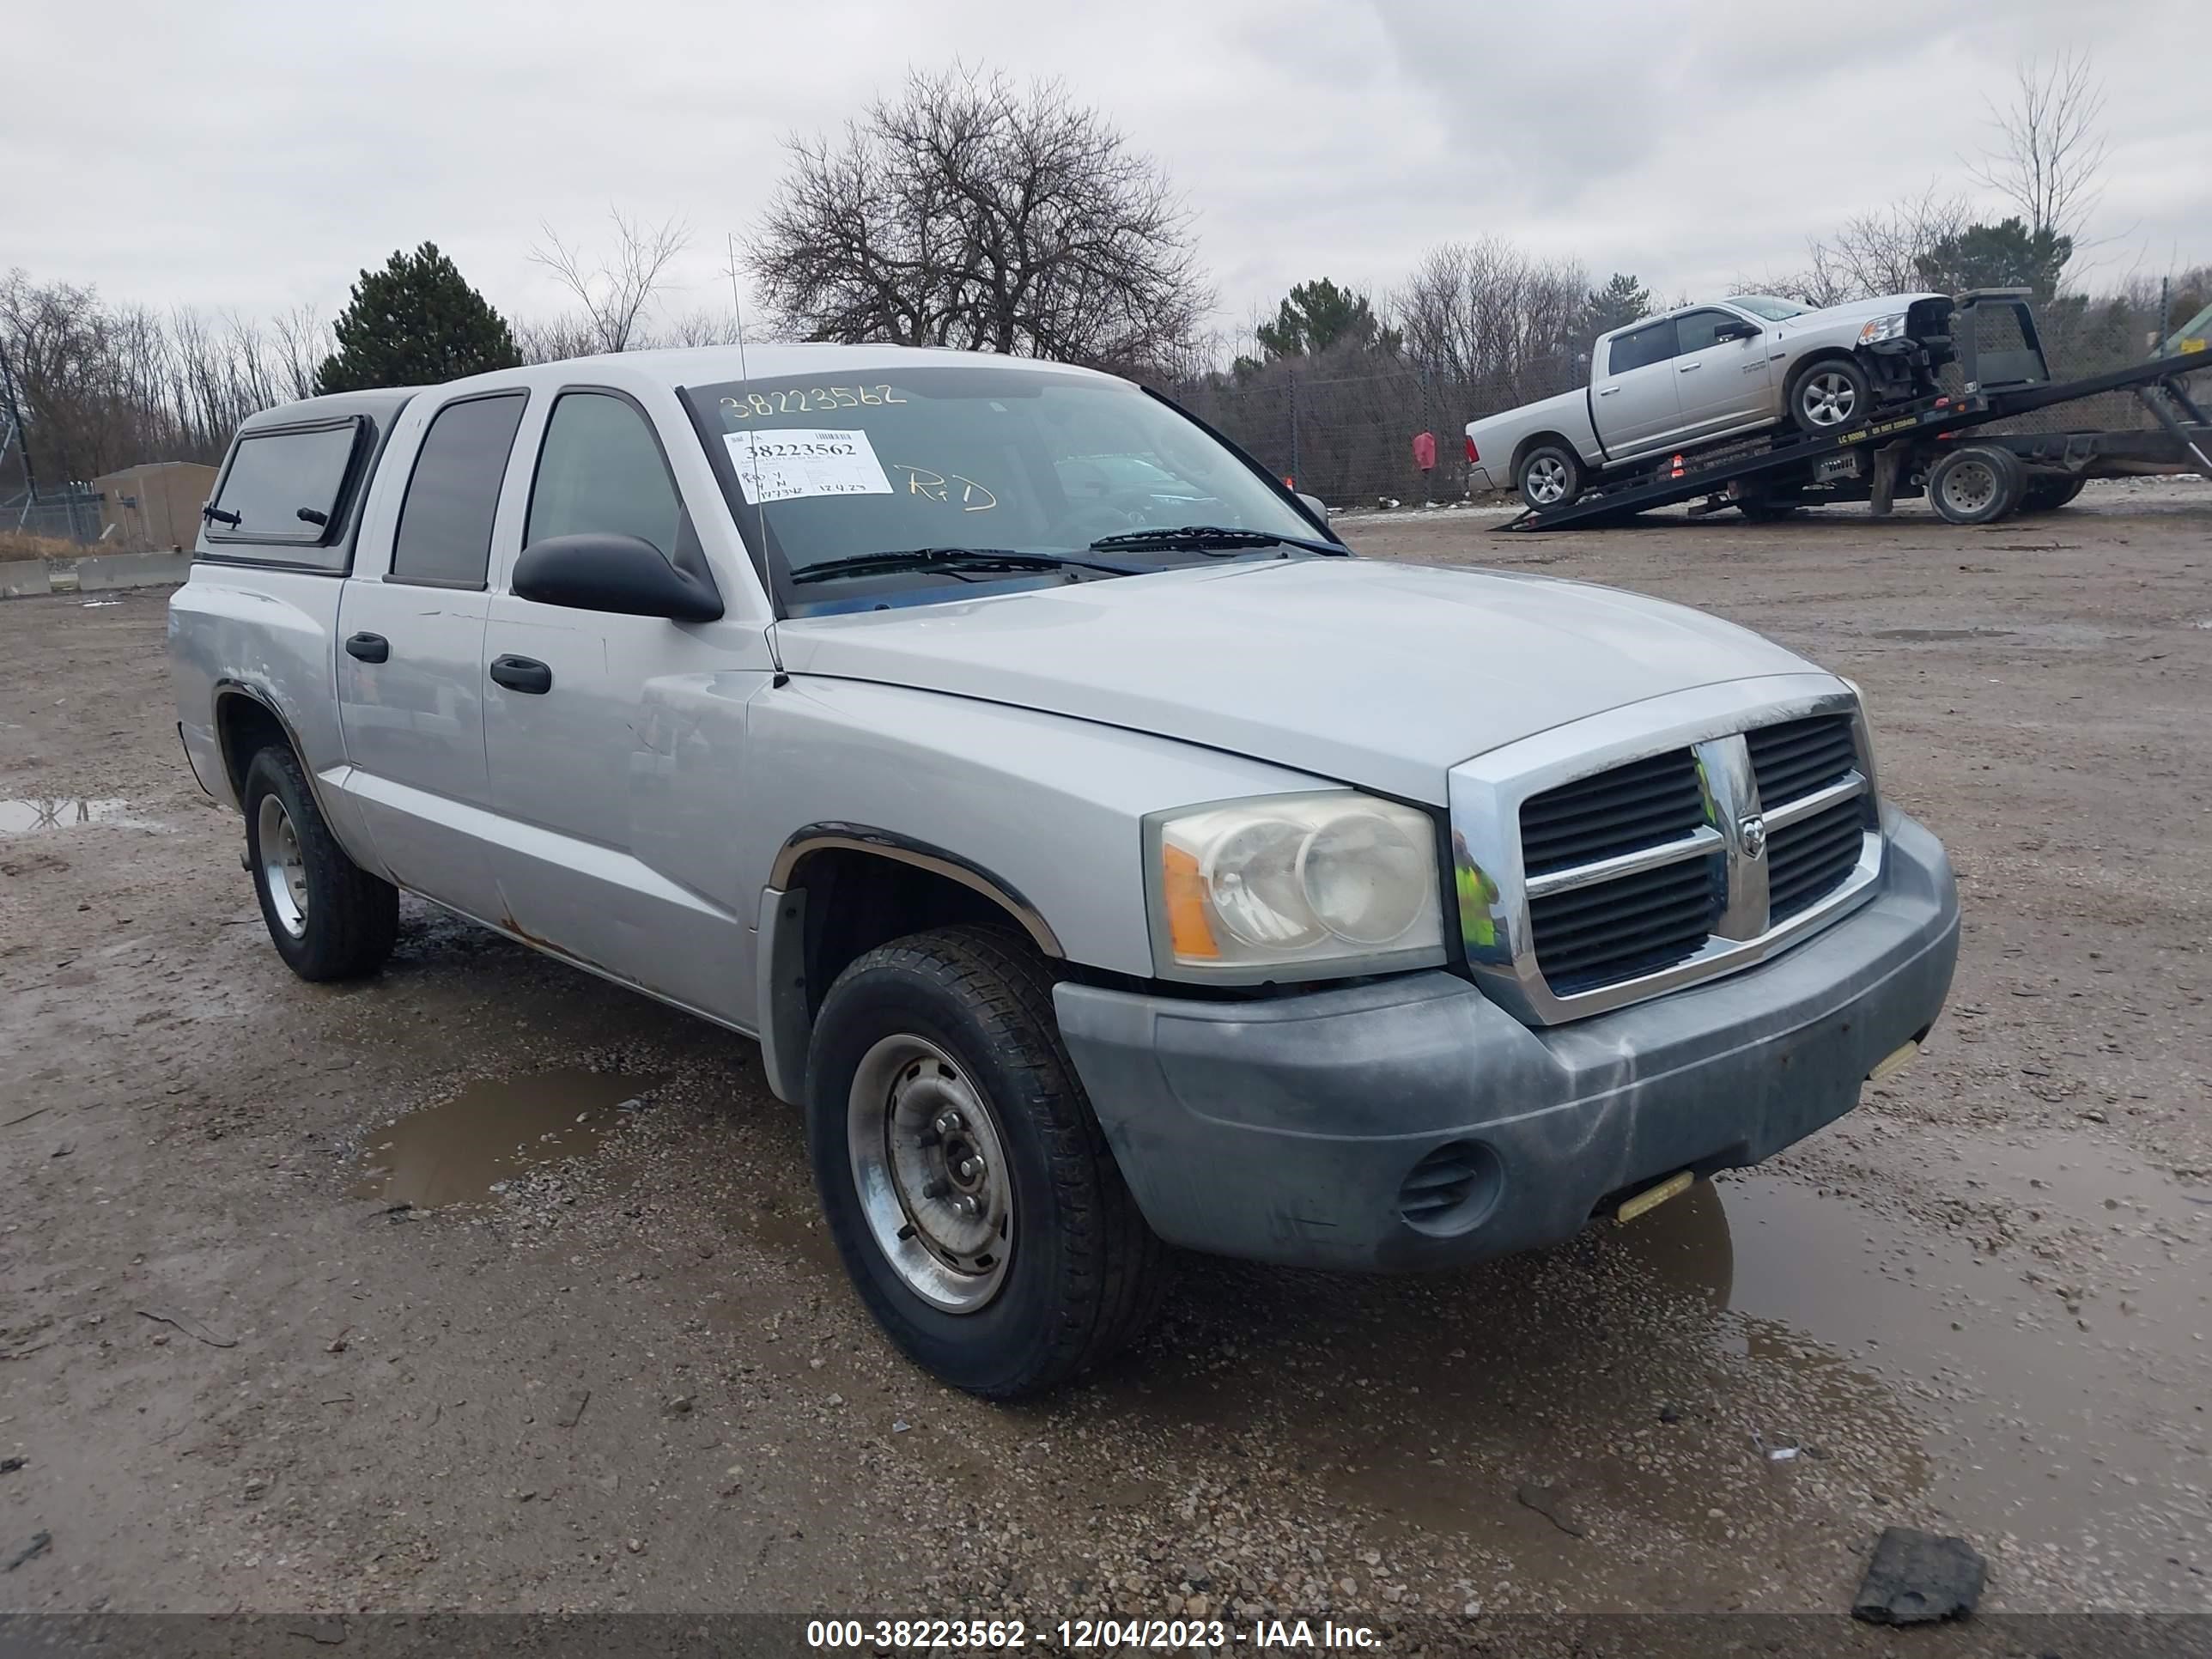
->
1739;814;1768;860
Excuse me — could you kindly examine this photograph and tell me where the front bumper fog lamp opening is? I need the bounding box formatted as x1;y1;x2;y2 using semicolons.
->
1396;1140;1504;1237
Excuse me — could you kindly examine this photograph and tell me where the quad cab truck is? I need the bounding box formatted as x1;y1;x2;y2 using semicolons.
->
1466;292;1959;511
169;345;1960;1397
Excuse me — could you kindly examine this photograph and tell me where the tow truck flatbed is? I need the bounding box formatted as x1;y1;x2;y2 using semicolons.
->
1499;292;2209;532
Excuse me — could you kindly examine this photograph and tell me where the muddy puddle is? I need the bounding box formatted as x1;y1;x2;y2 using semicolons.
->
1051;1128;2206;1592
0;796;162;835
1710;1139;2209;1542
349;1068;659;1209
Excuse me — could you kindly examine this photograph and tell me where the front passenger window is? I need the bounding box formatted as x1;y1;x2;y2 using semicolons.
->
1675;309;1749;355
526;392;683;556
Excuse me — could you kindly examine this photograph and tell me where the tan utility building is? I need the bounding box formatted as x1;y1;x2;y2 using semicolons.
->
92;461;218;550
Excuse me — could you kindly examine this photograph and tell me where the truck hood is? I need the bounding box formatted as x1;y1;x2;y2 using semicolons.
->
1786;292;1948;327
771;559;1820;805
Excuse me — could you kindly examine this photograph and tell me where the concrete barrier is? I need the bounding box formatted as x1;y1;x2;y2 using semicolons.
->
0;552;190;599
0;560;54;599
75;552;193;591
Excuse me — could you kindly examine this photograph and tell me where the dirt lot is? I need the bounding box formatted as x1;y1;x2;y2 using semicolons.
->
3;484;2209;1638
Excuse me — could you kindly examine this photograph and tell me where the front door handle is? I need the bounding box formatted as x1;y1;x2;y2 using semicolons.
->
489;654;553;695
1678;362;1702;374
343;632;389;663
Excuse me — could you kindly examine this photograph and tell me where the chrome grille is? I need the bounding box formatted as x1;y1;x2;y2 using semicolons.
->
1450;681;1886;1025
1766;795;1868;920
1747;714;1857;804
1521;750;1707;874
1529;853;1723;992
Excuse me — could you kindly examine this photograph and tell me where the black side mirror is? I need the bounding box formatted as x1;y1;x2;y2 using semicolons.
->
513;533;724;622
1717;319;1760;343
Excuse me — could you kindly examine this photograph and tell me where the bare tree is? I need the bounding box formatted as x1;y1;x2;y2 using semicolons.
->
531;210;691;354
1816;187;1972;300
1392;237;1588;408
269;304;331;402
746;66;1210;374
1967;49;2110;240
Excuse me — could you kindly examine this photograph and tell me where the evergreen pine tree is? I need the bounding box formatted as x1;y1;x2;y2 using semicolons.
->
315;243;521;393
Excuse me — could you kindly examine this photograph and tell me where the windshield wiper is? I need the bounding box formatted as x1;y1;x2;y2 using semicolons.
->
789;548;1139;586
1089;525;1346;558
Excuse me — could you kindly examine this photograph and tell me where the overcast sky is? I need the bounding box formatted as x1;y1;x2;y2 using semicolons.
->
9;0;2208;347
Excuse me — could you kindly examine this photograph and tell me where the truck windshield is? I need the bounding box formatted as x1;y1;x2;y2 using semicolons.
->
684;367;1327;610
1729;295;1808;321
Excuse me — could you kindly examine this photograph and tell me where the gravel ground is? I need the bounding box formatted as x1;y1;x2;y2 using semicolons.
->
2;478;2209;1639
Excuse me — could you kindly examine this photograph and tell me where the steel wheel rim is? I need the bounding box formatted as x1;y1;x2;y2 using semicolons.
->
1940;460;1998;516
1801;372;1856;427
1528;457;1568;504
847;1034;1012;1313
256;794;308;939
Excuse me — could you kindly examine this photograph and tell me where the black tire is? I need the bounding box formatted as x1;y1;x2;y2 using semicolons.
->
1737;492;1804;523
1926;444;2027;526
2019;475;2087;513
1517;442;1583;512
1788;356;1875;435
805;926;1166;1399
240;744;398;981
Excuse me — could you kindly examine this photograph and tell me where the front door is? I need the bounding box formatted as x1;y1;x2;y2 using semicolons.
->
479;387;770;1023
333;389;532;925
1594;319;1681;456
1667;307;1775;443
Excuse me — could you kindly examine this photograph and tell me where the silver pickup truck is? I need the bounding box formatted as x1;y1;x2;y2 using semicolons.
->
1468;293;1957;510
169;345;1959;1396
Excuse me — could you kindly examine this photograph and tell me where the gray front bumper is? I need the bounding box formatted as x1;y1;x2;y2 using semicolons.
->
1054;811;1958;1271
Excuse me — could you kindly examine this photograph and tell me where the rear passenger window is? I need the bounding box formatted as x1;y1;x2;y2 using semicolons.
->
525;392;682;556
1607;321;1676;374
389;392;528;588
204;422;361;563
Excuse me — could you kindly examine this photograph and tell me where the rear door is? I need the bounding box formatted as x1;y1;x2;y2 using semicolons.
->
1592;319;1680;456
1667;307;1775;442
333;389;530;923
478;386;768;1021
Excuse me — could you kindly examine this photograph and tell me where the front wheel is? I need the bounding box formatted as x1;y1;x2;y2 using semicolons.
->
1517;443;1583;511
241;745;398;981
805;927;1166;1399
1790;358;1874;434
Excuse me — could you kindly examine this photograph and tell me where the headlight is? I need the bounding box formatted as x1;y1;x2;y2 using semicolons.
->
1857;313;1907;344
1148;793;1445;980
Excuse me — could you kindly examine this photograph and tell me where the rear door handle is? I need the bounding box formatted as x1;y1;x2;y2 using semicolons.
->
343;632;389;663
489;654;553;695
1596;386;1620;397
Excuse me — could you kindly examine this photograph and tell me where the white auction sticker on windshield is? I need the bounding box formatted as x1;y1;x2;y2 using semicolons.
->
722;428;892;503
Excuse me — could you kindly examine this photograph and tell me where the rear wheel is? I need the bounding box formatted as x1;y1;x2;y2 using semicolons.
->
1517;443;1583;511
240;745;398;981
805;926;1166;1399
1789;358;1874;434
1926;444;2027;526
2019;475;2087;513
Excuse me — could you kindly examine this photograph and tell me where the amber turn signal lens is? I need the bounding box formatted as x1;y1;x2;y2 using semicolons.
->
1161;843;1219;959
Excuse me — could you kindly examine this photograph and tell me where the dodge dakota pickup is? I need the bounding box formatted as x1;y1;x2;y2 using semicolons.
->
1468;292;1957;510
169;344;1959;1397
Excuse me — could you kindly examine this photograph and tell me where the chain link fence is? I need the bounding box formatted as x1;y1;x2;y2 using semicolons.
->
3;489;106;546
